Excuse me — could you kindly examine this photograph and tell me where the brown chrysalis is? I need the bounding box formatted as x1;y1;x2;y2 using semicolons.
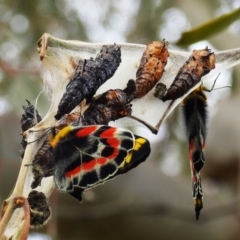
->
162;47;215;102
133;39;169;98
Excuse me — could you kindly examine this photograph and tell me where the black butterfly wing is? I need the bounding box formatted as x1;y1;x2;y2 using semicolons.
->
53;125;134;195
68;134;151;202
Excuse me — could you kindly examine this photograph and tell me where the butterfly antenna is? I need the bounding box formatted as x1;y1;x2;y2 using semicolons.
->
27;127;52;144
204;73;231;92
211;85;231;91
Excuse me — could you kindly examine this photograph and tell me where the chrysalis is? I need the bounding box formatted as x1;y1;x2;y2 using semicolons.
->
81;89;132;125
28;190;51;228
54;44;121;120
133;39;169;98
20;100;42;158
154;82;167;100
162;47;215;102
31;138;54;189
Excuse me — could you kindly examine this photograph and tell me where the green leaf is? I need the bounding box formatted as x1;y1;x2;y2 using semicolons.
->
176;8;240;46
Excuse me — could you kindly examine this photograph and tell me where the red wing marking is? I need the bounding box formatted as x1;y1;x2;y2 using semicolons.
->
107;138;120;148
97;157;107;165
189;139;197;183
75;126;99;138
107;148;119;159
65;155;116;179
100;127;116;138
66;166;81;179
188;140;194;165
65;160;95;178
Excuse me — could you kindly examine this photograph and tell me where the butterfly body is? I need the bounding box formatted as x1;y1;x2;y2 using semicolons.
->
182;86;207;220
183;86;207;173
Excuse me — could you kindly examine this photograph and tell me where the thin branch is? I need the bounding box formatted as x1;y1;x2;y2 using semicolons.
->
19;198;30;240
0;199;16;238
13;129;46;196
0;128;47;239
0;196;29;239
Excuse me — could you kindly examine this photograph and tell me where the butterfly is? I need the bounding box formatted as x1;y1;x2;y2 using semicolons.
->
49;125;150;201
54;44;121;120
182;75;230;220
31;125;150;202
31;88;133;189
182;85;207;220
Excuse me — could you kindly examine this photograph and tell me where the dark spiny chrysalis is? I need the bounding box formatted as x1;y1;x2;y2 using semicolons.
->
95;44;122;80
20;100;42;158
162;47;215;102
81;89;132;125
28;190;51;228
55;88;132;127
20;100;42;132
133;40;169;98
182;86;207;220
54;44;121;120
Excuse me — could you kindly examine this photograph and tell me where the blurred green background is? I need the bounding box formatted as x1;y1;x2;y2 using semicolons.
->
0;0;240;239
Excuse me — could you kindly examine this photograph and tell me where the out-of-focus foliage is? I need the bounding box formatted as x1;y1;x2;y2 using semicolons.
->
176;7;240;46
0;0;240;239
0;0;88;114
